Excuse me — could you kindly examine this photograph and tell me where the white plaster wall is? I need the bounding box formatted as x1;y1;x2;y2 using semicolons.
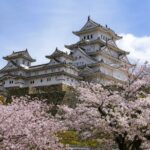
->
72;49;95;67
82;44;100;52
15;79;26;88
94;54;121;66
100;66;113;76
109;49;119;58
30;67;78;77
0;73;4;78
79;31;98;41
4;79;26;88
14;58;31;66
92;66;113;77
65;68;78;75
27;75;78;87
57;56;72;64
101;47;119;59
95;55;113;64
16;71;27;76
79;30;112;41
113;70;128;81
4;62;17;69
3;79;12;88
97;31;111;41
49;59;58;65
79;29;112;41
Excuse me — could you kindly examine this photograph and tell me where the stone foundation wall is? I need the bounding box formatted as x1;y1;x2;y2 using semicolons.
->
5;84;77;107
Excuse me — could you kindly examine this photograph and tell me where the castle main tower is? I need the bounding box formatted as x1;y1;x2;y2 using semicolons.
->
66;16;131;84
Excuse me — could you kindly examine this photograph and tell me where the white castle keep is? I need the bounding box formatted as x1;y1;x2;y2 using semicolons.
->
0;17;131;89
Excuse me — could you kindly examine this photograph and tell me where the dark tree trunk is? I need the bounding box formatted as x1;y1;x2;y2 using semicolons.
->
115;133;142;150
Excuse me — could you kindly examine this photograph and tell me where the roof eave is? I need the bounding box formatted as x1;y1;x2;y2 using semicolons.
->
45;55;51;59
30;59;36;62
73;26;122;40
46;54;74;60
72;27;99;36
3;56;36;62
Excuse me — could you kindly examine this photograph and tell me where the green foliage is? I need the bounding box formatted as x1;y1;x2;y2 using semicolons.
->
62;89;79;108
57;131;98;148
31;91;66;105
0;96;5;104
8;88;29;96
6;85;79;109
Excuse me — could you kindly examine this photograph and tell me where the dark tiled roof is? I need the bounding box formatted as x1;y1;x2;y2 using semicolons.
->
73;16;122;40
3;49;36;62
46;47;73;60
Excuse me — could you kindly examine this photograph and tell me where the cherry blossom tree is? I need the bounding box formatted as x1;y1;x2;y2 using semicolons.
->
0;64;149;150
60;72;150;150
0;96;66;150
121;62;150;101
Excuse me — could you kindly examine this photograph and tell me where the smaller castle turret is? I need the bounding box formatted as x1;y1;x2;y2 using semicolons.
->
3;49;36;68
46;47;73;64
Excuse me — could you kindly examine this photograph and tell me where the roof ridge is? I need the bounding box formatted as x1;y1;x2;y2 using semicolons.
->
88;17;100;26
3;49;36;62
12;49;28;54
79;17;99;31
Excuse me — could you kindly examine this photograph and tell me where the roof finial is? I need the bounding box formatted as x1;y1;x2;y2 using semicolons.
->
56;47;58;51
88;15;90;21
25;48;28;51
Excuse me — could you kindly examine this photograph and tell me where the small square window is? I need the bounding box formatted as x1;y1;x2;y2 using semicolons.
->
30;80;34;84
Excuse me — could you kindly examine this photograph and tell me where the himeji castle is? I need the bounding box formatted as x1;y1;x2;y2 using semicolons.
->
0;16;131;90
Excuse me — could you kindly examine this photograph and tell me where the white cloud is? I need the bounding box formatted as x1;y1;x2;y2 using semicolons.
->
117;34;150;63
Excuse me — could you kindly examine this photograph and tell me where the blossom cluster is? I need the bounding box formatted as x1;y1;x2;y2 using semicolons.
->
0;96;66;150
60;77;150;149
0;65;149;150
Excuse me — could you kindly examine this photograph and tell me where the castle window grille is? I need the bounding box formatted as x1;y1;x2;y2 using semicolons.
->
30;80;35;84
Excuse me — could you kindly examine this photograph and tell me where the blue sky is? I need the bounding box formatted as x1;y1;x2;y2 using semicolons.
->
0;0;150;68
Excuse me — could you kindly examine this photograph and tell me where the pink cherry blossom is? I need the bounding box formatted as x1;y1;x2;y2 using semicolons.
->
60;67;150;150
0;96;66;150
